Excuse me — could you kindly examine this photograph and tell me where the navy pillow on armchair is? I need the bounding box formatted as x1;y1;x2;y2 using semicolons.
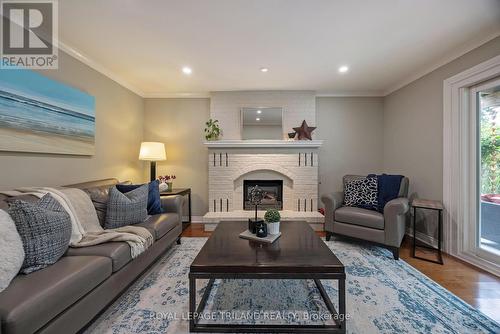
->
375;174;404;212
116;180;162;215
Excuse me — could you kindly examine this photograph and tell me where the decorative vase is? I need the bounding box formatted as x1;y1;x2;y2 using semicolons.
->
248;218;263;234
267;221;280;235
159;182;169;192
287;132;296;140
166;182;173;192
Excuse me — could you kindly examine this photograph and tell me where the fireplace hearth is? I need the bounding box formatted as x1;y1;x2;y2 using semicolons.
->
243;180;283;210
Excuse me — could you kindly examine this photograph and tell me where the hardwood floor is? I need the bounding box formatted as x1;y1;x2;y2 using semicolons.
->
181;224;500;323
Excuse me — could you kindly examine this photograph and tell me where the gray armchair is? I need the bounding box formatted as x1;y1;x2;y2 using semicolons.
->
321;175;409;259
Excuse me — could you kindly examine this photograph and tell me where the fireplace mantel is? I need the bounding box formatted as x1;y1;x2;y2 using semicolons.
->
204;139;323;149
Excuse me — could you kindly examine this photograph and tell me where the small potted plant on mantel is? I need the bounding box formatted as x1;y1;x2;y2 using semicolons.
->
204;118;221;141
264;209;281;235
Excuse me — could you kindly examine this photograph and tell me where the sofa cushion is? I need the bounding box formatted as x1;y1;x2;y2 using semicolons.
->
105;185;148;229
335;206;384;230
8;194;72;274
136;213;178;240
84;185;113;227
0;256;111;334
65;242;131;272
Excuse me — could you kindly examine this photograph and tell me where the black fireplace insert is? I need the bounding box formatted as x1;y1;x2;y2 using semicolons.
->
243;180;283;210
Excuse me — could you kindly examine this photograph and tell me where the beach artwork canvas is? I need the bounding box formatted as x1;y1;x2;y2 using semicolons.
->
0;69;95;155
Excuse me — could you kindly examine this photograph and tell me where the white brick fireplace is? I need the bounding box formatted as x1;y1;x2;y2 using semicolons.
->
203;141;324;230
202;91;324;230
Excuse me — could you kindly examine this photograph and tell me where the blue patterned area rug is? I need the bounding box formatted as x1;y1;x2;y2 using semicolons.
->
85;237;499;334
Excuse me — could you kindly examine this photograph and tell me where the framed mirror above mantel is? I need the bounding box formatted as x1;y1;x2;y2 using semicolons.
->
240;107;284;140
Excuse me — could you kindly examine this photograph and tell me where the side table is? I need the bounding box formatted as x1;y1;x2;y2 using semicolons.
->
160;188;191;230
412;199;444;265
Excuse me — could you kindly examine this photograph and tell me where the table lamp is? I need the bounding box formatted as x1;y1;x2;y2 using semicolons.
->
139;142;166;181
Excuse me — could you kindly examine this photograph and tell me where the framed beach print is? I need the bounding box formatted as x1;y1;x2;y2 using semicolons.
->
0;68;95;155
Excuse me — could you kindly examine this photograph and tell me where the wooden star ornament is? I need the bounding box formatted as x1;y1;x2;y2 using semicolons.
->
293;120;316;140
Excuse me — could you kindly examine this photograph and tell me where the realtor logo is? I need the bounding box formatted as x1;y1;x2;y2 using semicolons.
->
1;0;58;69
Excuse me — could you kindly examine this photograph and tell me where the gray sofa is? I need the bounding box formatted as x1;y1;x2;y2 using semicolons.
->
321;175;409;259
0;178;183;334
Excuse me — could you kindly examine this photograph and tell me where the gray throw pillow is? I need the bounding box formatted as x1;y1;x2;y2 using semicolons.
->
84;181;134;226
105;184;148;229
8;194;72;274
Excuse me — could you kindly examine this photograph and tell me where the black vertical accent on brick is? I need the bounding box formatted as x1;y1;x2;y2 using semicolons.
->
298;199;301;211
220;198;222;212
304;199;307;212
225;153;228;167
214;199;216;212
226;199;229;212
219;153;222;166
305;153;308;166
213;153;216;166
298;153;301;166
311;152;313;166
311;198;313;212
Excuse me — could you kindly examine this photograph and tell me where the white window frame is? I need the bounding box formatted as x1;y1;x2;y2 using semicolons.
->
443;54;500;276
470;79;500;265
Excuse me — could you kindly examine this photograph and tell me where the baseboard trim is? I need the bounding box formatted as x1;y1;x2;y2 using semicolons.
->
406;227;439;248
190;216;204;223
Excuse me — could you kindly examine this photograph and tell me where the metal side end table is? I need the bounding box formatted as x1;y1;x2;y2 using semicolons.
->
160;188;191;230
411;199;444;265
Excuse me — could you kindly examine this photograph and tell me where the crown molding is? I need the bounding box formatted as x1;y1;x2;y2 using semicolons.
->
58;41;145;97
315;91;384;97
143;92;211;98
384;31;500;96
145;91;385;98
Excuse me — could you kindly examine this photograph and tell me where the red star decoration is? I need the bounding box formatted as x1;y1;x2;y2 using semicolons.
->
293;120;316;140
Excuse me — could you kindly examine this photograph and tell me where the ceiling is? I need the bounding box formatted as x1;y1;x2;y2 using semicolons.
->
58;0;500;97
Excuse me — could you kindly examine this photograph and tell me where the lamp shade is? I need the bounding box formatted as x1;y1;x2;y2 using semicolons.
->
139;142;166;161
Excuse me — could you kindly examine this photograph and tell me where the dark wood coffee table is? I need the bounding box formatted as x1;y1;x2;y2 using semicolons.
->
189;221;346;333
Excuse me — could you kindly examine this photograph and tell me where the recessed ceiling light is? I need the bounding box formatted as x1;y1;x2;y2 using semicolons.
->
256;117;261;121
260;67;269;73
182;66;192;75
257;110;262;114
338;66;349;73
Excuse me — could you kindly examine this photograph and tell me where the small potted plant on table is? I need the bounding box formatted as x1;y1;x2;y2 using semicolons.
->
264;209;281;235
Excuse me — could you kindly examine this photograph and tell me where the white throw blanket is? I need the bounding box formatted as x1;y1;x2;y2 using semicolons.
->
3;187;154;258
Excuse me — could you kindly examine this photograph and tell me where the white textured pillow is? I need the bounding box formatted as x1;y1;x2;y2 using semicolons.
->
0;209;25;291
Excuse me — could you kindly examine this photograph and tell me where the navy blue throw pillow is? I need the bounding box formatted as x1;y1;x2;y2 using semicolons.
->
375;174;404;212
116;180;162;215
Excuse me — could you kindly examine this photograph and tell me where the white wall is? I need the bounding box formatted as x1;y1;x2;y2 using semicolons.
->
317;97;385;196
242;125;283;140
384;36;500;202
143;98;210;216
383;35;500;238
